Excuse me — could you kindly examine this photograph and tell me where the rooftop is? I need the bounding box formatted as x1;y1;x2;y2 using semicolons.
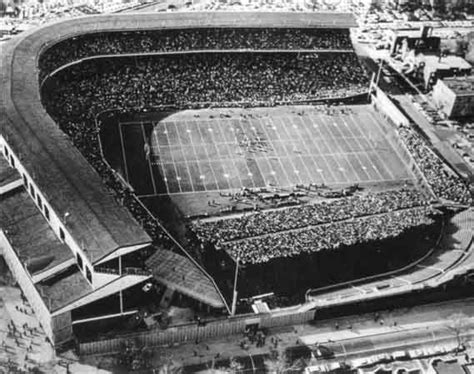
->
146;249;225;309
0;156;20;192
441;75;474;95
420;53;472;72
0;190;74;278
37;265;93;312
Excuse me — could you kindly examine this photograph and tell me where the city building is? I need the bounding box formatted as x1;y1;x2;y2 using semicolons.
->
432;75;474;117
418;53;472;89
388;27;440;56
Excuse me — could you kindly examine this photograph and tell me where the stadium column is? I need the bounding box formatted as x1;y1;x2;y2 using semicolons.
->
231;257;240;316
119;256;123;313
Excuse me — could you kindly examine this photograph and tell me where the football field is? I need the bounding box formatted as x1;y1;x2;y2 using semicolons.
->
117;106;413;197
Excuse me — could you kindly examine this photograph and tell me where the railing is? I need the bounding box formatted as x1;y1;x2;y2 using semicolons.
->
123;267;151;276
94;267;119;275
94;266;151;276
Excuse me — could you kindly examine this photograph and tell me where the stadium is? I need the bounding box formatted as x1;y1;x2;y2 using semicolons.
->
1;12;472;347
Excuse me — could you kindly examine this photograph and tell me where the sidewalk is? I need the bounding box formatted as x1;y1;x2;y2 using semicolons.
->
82;298;474;370
0;286;55;372
0;285;111;373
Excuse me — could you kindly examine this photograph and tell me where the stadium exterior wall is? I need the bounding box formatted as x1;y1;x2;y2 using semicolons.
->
0;135;96;287
0;231;55;341
78;309;316;355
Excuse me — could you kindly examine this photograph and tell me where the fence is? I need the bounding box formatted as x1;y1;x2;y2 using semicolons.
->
78;309;315;355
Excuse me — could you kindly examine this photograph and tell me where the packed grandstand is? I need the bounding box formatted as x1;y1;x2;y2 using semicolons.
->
38;24;472;273
12;16;462;304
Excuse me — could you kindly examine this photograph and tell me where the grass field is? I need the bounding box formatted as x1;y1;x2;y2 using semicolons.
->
117;106;413;200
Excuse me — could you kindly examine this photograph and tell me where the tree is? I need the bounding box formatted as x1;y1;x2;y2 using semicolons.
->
155;359;182;374
201;356;243;374
446;312;470;353
264;348;305;374
465;32;474;65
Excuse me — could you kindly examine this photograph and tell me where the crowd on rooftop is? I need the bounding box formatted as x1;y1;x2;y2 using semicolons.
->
398;126;473;206
38;28;353;80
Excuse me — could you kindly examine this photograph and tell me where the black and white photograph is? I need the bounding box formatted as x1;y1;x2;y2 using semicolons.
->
1;0;474;372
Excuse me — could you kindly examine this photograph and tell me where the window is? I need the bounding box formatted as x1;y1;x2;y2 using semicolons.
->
86;267;92;283
76;252;83;270
59;228;65;241
23;174;28;187
4;146;8;157
10;155;15;168
44;206;50;221
30;184;35;199
37;195;42;210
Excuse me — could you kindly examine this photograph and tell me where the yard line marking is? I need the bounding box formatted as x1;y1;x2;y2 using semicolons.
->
298;115;329;185
152;126;171;194
302;115;332;184
140;122;158;195
163;122;184;193
198;120;227;190
118;122;130;183
358;113;397;181
186;120;210;192
314;116;344;183
212;119;245;190
257;118;291;186
231;119;256;188
343;115;386;181
288;115;318;184
174;121;198;192
331;116;366;182
340;117;372;181
271;117;302;185
256;117;286;187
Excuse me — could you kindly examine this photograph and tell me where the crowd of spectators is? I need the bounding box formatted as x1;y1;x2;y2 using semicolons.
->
38;28;353;80
220;207;436;264
192;188;430;244
398;127;473;206
39;38;442;267
41;50;365;262
43;52;368;115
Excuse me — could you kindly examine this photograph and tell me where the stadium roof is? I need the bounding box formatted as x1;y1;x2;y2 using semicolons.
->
146;249;226;308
